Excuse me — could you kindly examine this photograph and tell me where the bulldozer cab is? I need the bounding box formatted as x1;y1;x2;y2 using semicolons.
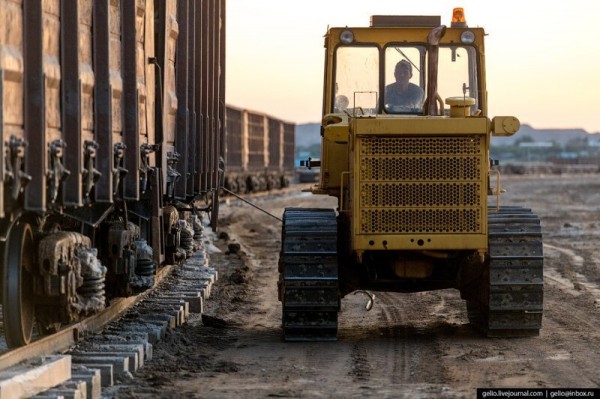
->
325;13;485;118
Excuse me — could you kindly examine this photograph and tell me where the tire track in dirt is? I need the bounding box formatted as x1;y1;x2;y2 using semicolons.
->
337;290;459;397
377;292;411;385
544;243;600;305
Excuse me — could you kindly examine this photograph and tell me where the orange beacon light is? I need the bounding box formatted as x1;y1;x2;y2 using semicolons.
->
451;7;467;27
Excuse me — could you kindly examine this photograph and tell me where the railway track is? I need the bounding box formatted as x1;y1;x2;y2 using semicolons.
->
0;226;218;398
0;186;296;344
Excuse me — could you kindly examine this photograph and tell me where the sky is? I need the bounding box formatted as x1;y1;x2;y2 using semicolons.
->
226;1;600;133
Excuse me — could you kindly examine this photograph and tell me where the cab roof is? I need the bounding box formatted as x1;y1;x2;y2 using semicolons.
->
370;15;441;28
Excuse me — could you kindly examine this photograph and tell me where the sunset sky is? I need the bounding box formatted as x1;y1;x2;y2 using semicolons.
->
226;1;600;133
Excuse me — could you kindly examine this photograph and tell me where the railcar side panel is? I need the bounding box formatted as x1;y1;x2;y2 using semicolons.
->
122;0;155;200
217;0;226;189
283;122;295;173
209;0;220;193
93;0;113;202
110;0;124;151
199;0;210;193
154;0;178;198
143;0;155;160
186;0;197;197
0;0;25;217
62;0;97;207
225;106;243;173
268;118;282;172
200;0;224;195
110;0;125;198
246;111;267;172
193;2;203;193
121;0;138;200
174;0;189;200
24;0;63;212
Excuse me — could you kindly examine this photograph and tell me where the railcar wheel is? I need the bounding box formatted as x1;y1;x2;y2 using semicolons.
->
3;222;36;348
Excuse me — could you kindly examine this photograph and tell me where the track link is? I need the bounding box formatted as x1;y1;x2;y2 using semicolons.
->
279;208;339;341
469;206;544;336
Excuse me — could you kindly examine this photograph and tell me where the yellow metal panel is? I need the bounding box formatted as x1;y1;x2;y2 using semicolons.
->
323;124;349;143
355;234;487;251
320;126;349;191
350;117;489;251
352;116;489;135
328;27;486;50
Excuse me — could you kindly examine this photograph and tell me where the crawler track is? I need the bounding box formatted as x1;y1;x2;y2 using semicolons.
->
279;208;339;341
469;206;544;336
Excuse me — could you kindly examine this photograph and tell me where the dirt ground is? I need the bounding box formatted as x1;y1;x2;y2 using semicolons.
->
112;175;600;398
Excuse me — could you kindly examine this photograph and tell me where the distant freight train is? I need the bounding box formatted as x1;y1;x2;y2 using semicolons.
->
223;105;296;193
0;0;225;348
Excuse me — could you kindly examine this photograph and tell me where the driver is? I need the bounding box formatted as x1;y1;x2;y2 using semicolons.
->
384;60;424;110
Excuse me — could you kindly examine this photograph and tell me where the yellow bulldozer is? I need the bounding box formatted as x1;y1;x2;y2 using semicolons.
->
278;9;543;340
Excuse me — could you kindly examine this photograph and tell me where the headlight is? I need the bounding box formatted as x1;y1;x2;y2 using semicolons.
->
460;31;475;44
340;29;354;44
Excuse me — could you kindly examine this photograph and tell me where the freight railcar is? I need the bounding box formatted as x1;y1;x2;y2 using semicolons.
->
0;0;225;348
223;105;295;193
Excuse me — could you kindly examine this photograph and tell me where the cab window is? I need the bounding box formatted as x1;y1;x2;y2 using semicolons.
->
384;46;426;114
334;46;379;115
438;46;479;113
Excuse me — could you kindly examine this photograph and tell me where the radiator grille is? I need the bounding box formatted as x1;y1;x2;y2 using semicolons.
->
360;136;482;156
360;157;480;181
361;209;481;233
360;182;481;207
358;136;484;234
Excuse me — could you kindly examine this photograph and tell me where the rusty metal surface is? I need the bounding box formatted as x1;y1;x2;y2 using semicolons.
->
194;2;206;192
122;0;140;200
0;71;4;217
93;0;114;203
186;0;197;197
155;0;178;198
200;0;210;194
175;0;189;201
121;0;156;201
110;0;124;197
24;0;46;211
0;0;26;216
214;0;225;224
62;0;83;206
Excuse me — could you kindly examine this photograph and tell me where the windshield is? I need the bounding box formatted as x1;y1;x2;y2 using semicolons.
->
334;46;379;115
384;46;426;114
438;46;479;113
332;43;479;116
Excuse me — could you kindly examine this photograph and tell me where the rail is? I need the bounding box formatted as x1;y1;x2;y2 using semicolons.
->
0;265;174;371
